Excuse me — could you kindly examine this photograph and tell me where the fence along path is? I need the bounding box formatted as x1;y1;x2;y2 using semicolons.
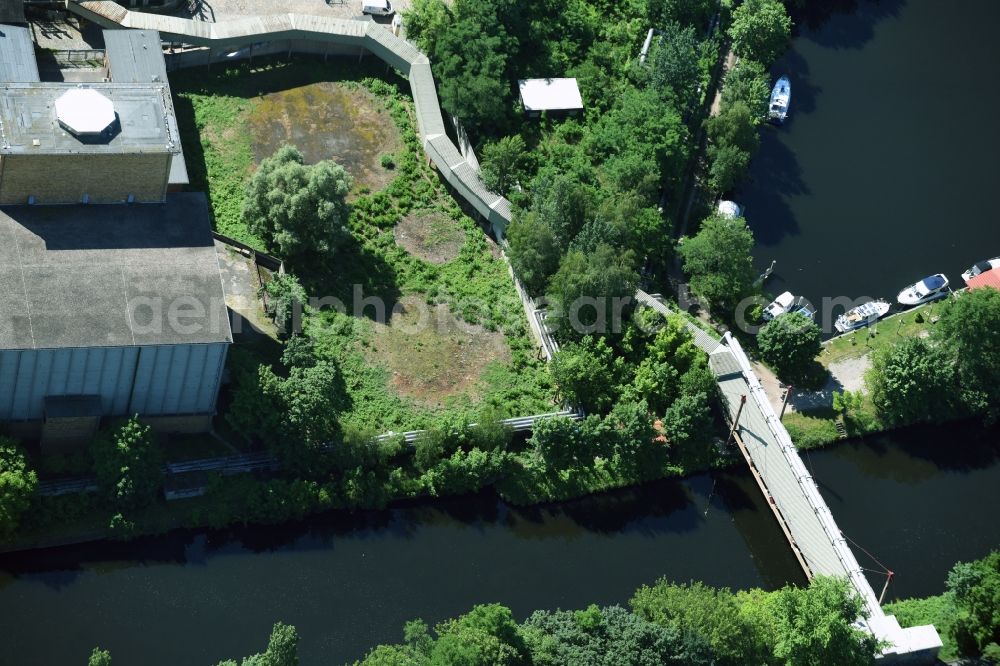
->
64;5;941;657
67;1;513;236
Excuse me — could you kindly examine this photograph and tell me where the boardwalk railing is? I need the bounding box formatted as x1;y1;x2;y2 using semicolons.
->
37;410;581;497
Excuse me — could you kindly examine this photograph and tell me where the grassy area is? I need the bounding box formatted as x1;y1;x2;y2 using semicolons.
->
173;57;556;433
820;299;948;367
782;410;841;449
884;594;958;662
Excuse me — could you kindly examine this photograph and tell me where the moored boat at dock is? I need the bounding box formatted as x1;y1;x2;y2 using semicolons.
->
961;256;1000;284
769;76;791;124
896;273;950;306
834;300;890;333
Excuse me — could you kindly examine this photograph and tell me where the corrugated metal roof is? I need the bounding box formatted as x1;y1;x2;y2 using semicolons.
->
0;24;39;82
104;29;169;84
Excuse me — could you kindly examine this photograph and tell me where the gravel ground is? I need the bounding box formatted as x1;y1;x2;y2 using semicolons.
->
754;353;872;414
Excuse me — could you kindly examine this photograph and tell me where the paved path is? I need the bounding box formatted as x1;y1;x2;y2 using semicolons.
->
178;0;412;23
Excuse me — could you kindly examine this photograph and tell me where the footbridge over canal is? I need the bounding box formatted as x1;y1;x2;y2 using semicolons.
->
62;3;941;658
638;291;941;660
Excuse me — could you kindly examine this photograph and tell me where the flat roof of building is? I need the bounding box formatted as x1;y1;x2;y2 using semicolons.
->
0;83;179;155
0;24;39;82
0;192;232;350
104;29;169;85
518;78;583;112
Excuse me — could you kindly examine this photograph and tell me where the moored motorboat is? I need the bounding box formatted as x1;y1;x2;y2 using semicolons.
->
896;273;950;306
768;76;791;124
834;300;890;333
961;256;1000;284
762;292;816;322
763;291;794;321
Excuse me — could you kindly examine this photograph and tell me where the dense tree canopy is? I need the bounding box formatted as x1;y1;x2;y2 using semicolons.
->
649;22;701;110
728;0;793;65
865;337;957;426
721;59;772;123
243;145;352;262
505;213;562;296
216;622;300;666
0;437;36;539
550;336;622;413
757;312;822;384
480;135;531;197
947;550;1000;656
678;215;756;312
547;244;638;336
352;576;879;665
91;417;162;512
933;288;1000;420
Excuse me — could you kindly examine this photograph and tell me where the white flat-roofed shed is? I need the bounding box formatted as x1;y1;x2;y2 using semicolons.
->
518;78;583;117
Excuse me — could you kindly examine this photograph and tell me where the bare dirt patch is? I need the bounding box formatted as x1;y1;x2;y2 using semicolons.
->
247;82;403;193
368;295;511;407
393;210;466;264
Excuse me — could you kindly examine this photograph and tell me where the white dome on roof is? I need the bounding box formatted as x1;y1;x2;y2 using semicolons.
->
55;89;116;136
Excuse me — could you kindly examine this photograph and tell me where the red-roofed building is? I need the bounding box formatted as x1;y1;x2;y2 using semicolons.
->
967;269;1000;292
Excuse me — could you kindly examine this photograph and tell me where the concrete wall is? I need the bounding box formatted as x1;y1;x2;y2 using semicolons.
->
0;153;172;204
0;342;227;422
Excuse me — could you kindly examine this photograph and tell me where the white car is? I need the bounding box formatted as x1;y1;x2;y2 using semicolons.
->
362;0;394;16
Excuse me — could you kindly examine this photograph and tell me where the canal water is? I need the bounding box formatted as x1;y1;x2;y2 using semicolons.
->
740;0;1000;316
0;421;997;665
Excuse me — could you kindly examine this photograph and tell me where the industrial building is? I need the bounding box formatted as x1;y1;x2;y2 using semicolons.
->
0;26;185;204
0;21;230;445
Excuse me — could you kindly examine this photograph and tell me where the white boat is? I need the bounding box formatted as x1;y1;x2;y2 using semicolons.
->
768;76;791;124
717;200;743;218
896;273;950;306
762;291;815;322
834;300;890;333
961;256;1000;284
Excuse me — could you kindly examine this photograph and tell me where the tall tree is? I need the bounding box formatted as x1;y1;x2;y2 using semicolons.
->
933;288;1000;420
678;215;756;312
480;135;531;197
947;550;1000;656
865;337;958;426
88;648;113;666
649;22;701;110
505;212;561;296
740;576;878;665
91;417;162;511
0;437;37;539
242;145;352;262
549;336;622;413
721;59;772;123
728;0;792;66
547;244;638;336
757;312;822;384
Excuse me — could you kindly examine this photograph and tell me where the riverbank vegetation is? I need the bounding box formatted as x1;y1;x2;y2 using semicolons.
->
783;288;1000;449
98;575;872;665
885;550;1000;662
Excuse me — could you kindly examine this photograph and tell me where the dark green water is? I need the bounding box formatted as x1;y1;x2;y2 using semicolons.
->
0;421;997;665
740;0;1000;316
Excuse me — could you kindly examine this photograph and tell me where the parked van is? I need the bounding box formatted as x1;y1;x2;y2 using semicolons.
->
361;0;394;15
